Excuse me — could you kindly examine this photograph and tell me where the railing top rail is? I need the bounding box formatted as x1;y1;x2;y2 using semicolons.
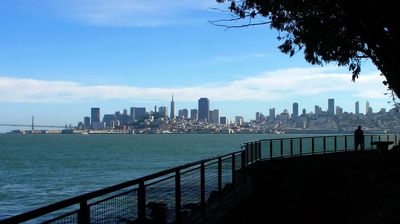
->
241;134;392;145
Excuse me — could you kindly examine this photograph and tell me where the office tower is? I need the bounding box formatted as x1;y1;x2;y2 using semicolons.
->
91;108;100;126
158;106;168;118
328;98;335;115
198;98;210;122
269;108;275;121
130;107;146;122
256;112;261;123
190;109;198;120
292;102;299;119
170;95;175;120
103;114;115;129
178;109;189;120
368;106;373;115
220;116;227;125
315;105;322;115
210;109;220;124
123;109;128;115
235;116;244;126
302;109;306;116
336;106;343;115
83;116;90;129
366;101;370;115
355;101;359;115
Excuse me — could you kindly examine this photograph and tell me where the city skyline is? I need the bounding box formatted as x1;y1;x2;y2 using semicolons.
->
84;97;388;127
0;1;395;132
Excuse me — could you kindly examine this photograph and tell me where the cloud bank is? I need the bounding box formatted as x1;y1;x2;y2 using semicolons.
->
0;67;387;103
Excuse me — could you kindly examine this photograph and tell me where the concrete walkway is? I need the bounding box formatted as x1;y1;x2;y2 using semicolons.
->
214;150;400;224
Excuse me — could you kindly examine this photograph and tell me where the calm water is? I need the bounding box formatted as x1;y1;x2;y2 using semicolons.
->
0;134;273;219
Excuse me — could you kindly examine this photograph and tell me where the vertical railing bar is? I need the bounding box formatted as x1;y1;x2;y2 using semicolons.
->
241;150;247;190
280;139;283;157
370;135;373;150
312;137;315;155
200;162;206;220
290;138;293;157
137;181;146;223
175;170;181;223
334;136;337;152
218;157;222;203
345;135;348;151
300;138;302;156
241;151;245;170
323;137;326;154
78;200;90;224
250;142;254;163
232;153;236;192
269;140;273;159
258;141;262;160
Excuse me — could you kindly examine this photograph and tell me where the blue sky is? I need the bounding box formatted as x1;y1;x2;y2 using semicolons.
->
0;0;393;132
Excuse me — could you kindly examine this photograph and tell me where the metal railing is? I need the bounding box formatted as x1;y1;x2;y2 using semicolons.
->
1;134;398;224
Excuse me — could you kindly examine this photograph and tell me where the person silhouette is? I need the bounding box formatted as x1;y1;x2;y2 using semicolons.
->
354;125;364;150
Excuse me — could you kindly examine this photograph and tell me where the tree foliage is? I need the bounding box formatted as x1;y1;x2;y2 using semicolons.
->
215;0;400;99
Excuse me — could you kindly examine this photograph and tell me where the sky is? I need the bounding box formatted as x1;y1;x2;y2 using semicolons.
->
0;0;393;132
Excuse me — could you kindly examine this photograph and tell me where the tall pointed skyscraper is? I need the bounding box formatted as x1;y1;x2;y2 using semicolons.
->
170;94;176;120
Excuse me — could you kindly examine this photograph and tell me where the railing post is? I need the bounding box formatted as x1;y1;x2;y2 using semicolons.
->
344;136;348;151
269;140;273;159
312;137;315;155
250;142;254;163
218;157;222;202
240;151;247;190
244;143;248;166
258;141;262;160
334;136;337;152
323;137;326;154
299;138;302;156
78;200;90;224
290;139;293;157
371;135;373;150
241;151;245;169
175;170;182;223
232;153;236;192
138;182;146;223
254;142;258;160
200;162;206;220
379;135;381;141
280;139;283;157
396;135;398;146
387;135;389;141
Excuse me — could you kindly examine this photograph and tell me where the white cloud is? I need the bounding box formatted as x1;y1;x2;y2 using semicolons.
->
0;67;388;103
49;0;218;26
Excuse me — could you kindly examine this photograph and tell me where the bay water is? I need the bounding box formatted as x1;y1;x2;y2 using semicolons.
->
0;133;275;219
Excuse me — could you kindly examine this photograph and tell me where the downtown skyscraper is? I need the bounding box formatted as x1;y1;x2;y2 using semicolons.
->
91;107;100;126
198;97;210;122
328;98;335;115
170;94;175;120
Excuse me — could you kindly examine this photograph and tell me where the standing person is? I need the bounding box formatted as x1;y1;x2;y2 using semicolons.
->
354;125;364;150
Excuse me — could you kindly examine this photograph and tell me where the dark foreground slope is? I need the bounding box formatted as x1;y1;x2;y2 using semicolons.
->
220;150;400;224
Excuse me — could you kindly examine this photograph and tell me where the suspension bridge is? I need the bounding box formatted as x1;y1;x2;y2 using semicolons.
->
0;116;67;131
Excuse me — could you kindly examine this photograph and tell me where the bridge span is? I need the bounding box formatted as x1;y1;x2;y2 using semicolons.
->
0;116;66;131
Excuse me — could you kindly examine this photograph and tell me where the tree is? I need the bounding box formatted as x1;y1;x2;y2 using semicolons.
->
214;0;400;99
